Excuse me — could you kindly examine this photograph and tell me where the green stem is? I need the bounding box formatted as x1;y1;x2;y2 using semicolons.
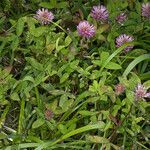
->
122;132;126;150
136;141;149;150
18;98;25;134
35;87;41;110
51;21;67;34
0;105;10;128
10;50;15;66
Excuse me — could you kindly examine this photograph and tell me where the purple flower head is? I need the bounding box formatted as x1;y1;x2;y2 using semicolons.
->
142;3;150;19
91;5;109;22
35;8;54;25
77;21;96;38
44;109;54;120
115;84;125;95
116;34;134;52
135;84;150;101
116;13;127;24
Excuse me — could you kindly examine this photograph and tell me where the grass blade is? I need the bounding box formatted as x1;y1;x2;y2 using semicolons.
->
4;143;40;150
99;42;134;74
123;54;150;77
18;98;25;134
35;122;105;150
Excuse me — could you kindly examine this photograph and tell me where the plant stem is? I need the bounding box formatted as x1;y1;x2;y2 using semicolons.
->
18;98;25;134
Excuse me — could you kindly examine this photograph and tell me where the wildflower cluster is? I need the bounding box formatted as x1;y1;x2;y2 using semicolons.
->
115;34;134;52
77;21;95;39
135;84;150;101
90;5;109;22
0;1;150;149
35;3;149;52
115;83;150;102
115;13;127;24
142;3;150;19
35;8;54;25
34;3;150;101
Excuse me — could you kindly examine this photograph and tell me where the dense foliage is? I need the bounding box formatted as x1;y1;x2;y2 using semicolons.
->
0;0;150;149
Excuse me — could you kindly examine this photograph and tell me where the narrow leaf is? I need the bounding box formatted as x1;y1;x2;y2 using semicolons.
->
26;57;43;71
35;122;105;150
106;62;122;70
86;135;109;144
123;54;150;77
32;119;45;129
60;73;69;83
16;17;26;36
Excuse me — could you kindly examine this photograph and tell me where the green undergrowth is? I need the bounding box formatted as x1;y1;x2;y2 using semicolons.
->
0;0;150;149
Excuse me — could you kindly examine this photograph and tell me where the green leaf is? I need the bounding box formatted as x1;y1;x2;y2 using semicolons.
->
3;143;40;150
18;99;25;134
126;90;134;104
112;105;121;116
100;42;134;74
67;123;76;132
27;17;35;32
32;119;45;129
126;128;134;136
56;37;65;51
0;132;7;140
90;70;103;79
62;99;74;111
31;27;47;37
97;24;109;34
100;51;109;65
135;2;142;14
110;143;120;150
26;57;43;71
86;135;109;144
65;36;72;47
58;45;65;51
16;17;26;36
10;92;20;101
0;40;6;52
143;80;150;88
78;110;98;116
140;72;150;80
39;0;56;9
49;90;66;96
39;0;67;9
39;2;53;9
128;73;141;89
59;95;68;108
22;76;35;83
0;16;5;26
135;117;144;123
58;124;68;134
47;100;58;112
123;54;150;77
59;91;91;122
11;35;19;50
70;60;79;69
0;105;10;128
56;2;68;8
60;73;69;83
35;122;105;150
92;60;101;66
105;62;122;70
46;43;55;54
34;73;48;86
